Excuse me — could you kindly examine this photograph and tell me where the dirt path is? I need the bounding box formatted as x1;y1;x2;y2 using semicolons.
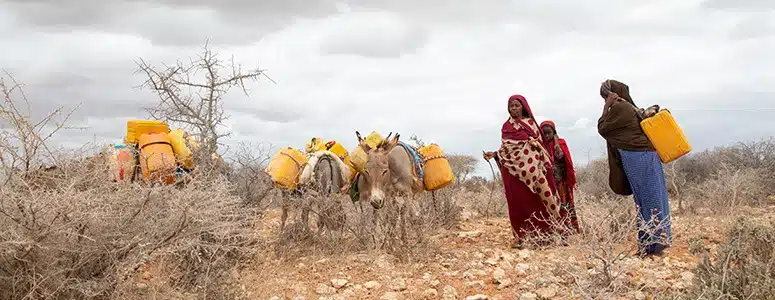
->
237;207;771;300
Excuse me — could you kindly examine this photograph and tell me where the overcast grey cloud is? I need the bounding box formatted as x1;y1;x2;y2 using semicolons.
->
1;0;774;177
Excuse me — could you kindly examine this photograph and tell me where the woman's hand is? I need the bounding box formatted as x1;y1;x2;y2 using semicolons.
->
605;92;620;107
483;151;496;161
554;145;564;159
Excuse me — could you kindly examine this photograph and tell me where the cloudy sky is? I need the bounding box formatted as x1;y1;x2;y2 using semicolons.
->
1;0;773;177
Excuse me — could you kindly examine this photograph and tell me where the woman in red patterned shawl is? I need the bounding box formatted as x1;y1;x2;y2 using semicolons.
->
540;120;581;235
484;95;561;248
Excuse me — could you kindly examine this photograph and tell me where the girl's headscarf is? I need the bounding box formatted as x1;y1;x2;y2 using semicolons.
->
540;120;577;189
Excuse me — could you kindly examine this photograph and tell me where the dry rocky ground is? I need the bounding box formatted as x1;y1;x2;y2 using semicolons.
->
232;204;775;300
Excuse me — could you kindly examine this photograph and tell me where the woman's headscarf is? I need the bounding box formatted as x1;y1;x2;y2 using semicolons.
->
540;120;577;189
501;94;542;141
600;79;636;107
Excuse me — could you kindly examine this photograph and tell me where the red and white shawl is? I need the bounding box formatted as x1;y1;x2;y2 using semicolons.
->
496;95;561;218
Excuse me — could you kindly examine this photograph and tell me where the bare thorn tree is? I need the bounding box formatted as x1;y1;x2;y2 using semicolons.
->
0;70;79;182
134;41;274;167
447;154;478;185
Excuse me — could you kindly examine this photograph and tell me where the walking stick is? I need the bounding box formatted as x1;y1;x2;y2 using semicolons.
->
483;151;498;204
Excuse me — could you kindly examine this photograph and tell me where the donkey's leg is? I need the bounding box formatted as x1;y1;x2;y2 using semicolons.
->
397;197;408;243
280;194;289;234
301;197;311;233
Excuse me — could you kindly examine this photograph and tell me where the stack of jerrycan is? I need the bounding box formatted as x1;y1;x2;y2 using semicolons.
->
266;147;309;189
639;109;691;163
350;131;384;173
417;143;455;191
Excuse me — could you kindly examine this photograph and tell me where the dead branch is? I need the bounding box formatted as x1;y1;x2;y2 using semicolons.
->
134;42;273;167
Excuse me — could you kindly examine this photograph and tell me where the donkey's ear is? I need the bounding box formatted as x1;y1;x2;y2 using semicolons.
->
377;132;392;151
383;133;400;152
356;131;372;152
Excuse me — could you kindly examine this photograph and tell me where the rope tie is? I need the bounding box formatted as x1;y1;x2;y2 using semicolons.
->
279;152;307;184
422;154;446;163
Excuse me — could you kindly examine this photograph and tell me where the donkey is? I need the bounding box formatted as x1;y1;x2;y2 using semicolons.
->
355;131;424;241
279;151;349;235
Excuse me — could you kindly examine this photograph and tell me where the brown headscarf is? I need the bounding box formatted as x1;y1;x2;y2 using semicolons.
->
597;80;654;195
600;79;636;107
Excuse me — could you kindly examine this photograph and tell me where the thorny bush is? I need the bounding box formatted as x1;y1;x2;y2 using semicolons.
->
683;217;775;300
0;157;261;299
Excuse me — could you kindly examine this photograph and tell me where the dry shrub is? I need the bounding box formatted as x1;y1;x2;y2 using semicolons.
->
567;194;639;295
454;183;508;218
685;165;768;213
676;139;775;198
0;158;261;299
683;217;775;300
576;158;617;200
228;142;274;211
519;192;673;298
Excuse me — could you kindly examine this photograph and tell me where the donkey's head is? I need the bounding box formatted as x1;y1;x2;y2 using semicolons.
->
356;131;400;209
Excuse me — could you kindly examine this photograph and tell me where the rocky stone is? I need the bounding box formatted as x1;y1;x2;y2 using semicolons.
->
443;271;460;277
492;268;506;283
497;279;513;290
473;252;485;261
291;296;306;300
501;252;516;262
430;279;441;287
364;281;381;290
535;285;557;299
500;260;513;270
466;280;485;291
466;295;488;300
389;278;407;291
375;255;396;270
291;283;308;294
341;288;357;298
380;292;401;300
423;273;433;281
331;279;348;289
463;271;475;280
633;291;646;300
268;297;283;300
423;288;439;298
316;283;336;295
681;271;695;282
518;250;531;259
519;292;537;300
515;263;530;276
442;285;458;300
485;258;499;266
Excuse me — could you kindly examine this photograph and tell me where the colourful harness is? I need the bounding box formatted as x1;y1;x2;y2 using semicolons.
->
397;141;424;180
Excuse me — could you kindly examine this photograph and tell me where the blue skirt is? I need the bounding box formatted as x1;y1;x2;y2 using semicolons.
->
618;149;672;255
